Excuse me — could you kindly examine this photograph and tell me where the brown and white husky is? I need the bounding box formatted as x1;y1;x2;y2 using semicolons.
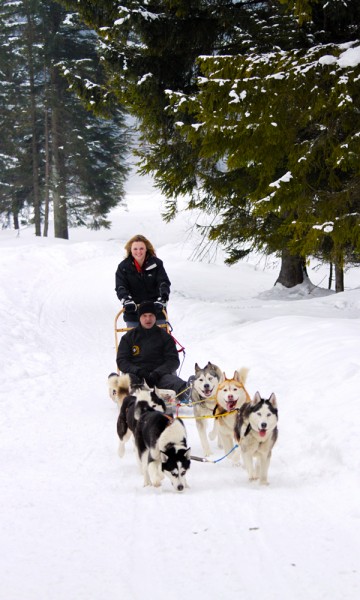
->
213;367;250;464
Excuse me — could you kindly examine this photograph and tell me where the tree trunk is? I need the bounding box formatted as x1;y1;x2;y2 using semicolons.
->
275;248;307;288
334;249;344;292
24;2;42;236
328;262;333;290
335;263;344;292
51;68;68;240
43;66;50;238
13;208;20;230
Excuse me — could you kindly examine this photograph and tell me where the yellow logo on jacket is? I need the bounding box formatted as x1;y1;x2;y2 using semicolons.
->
132;345;140;356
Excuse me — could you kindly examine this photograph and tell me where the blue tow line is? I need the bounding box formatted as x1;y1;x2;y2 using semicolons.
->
190;444;239;464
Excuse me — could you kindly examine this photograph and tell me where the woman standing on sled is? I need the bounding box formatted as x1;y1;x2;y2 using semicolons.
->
115;234;171;327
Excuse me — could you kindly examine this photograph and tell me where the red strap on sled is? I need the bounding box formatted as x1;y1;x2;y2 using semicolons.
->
171;334;185;354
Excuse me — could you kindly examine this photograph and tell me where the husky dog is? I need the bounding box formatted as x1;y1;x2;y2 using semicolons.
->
108;372;131;409
234;392;278;485
213;368;250;464
134;411;191;492
117;381;166;457
108;371;176;412
190;362;222;456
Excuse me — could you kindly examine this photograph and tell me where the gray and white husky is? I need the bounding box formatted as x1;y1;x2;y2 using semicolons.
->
134;411;191;492
234;391;278;485
190;362;223;456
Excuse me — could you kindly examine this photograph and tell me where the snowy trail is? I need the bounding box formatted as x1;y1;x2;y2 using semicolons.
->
1;204;360;599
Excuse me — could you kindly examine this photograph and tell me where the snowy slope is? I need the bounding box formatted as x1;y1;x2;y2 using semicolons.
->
1;175;360;600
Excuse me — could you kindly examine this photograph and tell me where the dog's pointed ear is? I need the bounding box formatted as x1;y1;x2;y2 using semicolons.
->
253;391;262;403
220;372;226;382
195;363;200;373
268;393;277;408
214;364;222;378
233;370;238;381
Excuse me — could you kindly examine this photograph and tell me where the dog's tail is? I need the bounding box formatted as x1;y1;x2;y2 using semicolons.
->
117;373;131;396
235;367;249;385
108;373;119;403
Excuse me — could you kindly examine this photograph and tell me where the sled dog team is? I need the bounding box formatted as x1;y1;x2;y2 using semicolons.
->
108;362;278;493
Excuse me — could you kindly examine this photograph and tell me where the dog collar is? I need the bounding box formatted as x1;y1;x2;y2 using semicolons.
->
244;423;252;437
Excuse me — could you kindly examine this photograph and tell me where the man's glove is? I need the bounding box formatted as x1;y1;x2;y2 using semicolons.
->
122;296;136;312
137;368;150;381
146;371;161;387
130;373;142;385
161;292;169;303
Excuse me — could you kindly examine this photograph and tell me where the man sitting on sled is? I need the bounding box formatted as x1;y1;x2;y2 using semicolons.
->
116;301;190;402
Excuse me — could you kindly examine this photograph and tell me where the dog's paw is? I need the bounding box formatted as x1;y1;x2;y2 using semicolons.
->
142;472;151;486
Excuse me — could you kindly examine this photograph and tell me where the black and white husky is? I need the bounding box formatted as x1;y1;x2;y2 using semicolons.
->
191;362;223;456
117;381;166;457
134;411;191;492
234;392;278;485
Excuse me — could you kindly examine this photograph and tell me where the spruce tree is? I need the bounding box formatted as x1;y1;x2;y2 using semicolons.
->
0;0;37;229
0;0;128;238
59;0;314;281
59;0;360;287
165;1;360;289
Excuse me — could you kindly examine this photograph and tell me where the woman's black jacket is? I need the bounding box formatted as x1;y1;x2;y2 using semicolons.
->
115;255;171;321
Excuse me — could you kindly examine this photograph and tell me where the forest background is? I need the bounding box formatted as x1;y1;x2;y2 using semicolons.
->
1;0;360;290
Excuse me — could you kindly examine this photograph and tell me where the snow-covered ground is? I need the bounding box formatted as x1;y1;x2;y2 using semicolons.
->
1;171;360;600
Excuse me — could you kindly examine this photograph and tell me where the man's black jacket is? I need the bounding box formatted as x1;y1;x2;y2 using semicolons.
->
116;324;179;377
